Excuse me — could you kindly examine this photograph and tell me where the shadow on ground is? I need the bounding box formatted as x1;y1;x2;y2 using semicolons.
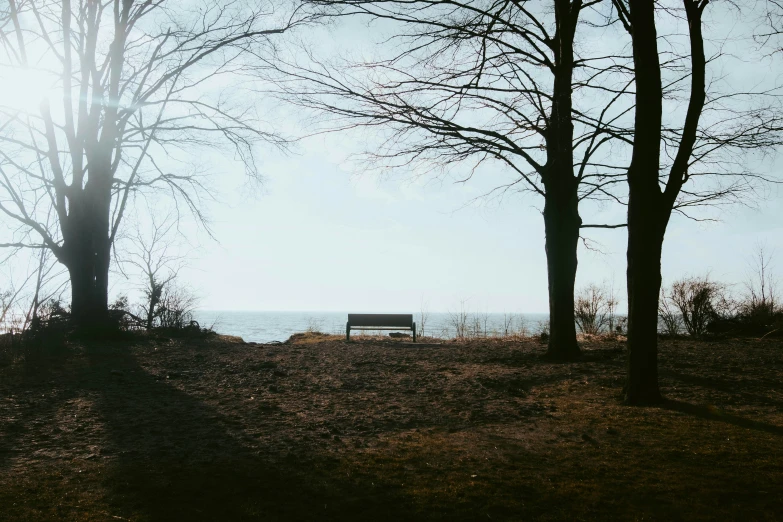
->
661;399;783;436
84;343;419;521
2;335;782;521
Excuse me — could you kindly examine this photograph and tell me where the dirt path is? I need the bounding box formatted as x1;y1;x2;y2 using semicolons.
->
1;333;781;521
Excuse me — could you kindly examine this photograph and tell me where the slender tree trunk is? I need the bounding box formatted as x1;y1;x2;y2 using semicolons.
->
146;300;155;330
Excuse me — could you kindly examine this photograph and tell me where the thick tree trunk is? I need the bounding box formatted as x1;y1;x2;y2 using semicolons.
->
622;0;706;403
68;258;96;324
625;213;665;404
543;194;581;360
542;0;581;361
60;167;113;330
65;236;110;330
624;0;665;404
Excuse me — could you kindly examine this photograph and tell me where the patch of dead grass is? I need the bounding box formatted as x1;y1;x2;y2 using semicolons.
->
0;334;781;520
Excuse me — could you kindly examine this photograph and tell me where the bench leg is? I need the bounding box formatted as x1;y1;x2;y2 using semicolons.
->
346;322;350;342
413;323;417;343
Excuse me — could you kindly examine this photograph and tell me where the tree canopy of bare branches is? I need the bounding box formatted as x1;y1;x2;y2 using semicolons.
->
273;0;640;359
0;0;318;327
611;0;783;404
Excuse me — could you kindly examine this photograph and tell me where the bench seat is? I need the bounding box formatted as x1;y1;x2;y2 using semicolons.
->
346;313;417;342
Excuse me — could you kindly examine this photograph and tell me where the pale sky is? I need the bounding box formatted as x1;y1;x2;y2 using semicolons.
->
2;2;782;317
163;6;783;315
170;129;782;314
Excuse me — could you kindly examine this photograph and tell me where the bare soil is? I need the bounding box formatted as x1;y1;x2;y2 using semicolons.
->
0;332;781;521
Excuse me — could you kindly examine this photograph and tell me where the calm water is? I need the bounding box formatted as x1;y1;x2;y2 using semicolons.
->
193;310;550;344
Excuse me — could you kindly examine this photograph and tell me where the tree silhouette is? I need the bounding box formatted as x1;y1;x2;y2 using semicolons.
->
276;0;635;359
612;0;783;404
0;0;317;329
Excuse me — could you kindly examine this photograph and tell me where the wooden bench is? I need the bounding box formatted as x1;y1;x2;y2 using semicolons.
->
346;314;417;342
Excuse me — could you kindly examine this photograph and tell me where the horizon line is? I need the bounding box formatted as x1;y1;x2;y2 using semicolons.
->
195;309;553;315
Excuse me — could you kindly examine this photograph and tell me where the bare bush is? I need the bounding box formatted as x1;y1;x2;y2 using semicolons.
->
157;285;199;330
666;276;725;338
448;300;470;340
658;286;681;336
515;319;531;339
502;313;515;337
0;289;15;331
574;284;614;335
741;244;780;321
419;298;430;338
536;320;550;341
469;310;490;339
306;317;325;334
605;282;623;334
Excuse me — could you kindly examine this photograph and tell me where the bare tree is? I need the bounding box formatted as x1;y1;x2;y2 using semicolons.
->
759;0;783;52
0;240;66;333
22;244;68;332
0;0;318;329
275;0;636;360
419;297;430;338
611;0;783;403
120;213;187;330
742;242;779;319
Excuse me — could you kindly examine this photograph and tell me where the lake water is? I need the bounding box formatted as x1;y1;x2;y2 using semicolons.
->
193;310;550;344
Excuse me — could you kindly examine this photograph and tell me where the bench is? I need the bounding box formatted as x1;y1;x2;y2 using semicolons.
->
346;314;417;342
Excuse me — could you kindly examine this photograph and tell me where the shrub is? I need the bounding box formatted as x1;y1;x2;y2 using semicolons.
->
662;276;728;338
156;284;198;329
448;301;470;340
658;286;681;336
536;319;550;341
739;243;780;326
574;284;615;335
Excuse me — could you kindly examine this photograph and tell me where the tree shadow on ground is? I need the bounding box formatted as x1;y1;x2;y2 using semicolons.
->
661;399;783;436
658;368;783;411
0;348;80;472
79;342;419;521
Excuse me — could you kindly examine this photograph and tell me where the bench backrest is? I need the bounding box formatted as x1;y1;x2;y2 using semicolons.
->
348;314;413;327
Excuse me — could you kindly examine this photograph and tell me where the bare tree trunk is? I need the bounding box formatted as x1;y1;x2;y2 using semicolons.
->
620;0;710;403
65;240;110;328
146;299;156;330
67;256;97;325
624;0;665;404
625;218;665;404
61;174;113;329
543;0;582;361
91;183;112;326
543;191;581;360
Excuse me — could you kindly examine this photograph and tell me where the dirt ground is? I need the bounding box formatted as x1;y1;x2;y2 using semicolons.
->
0;332;781;521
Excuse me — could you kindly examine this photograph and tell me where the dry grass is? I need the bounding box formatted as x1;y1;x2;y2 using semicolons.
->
0;332;781;521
